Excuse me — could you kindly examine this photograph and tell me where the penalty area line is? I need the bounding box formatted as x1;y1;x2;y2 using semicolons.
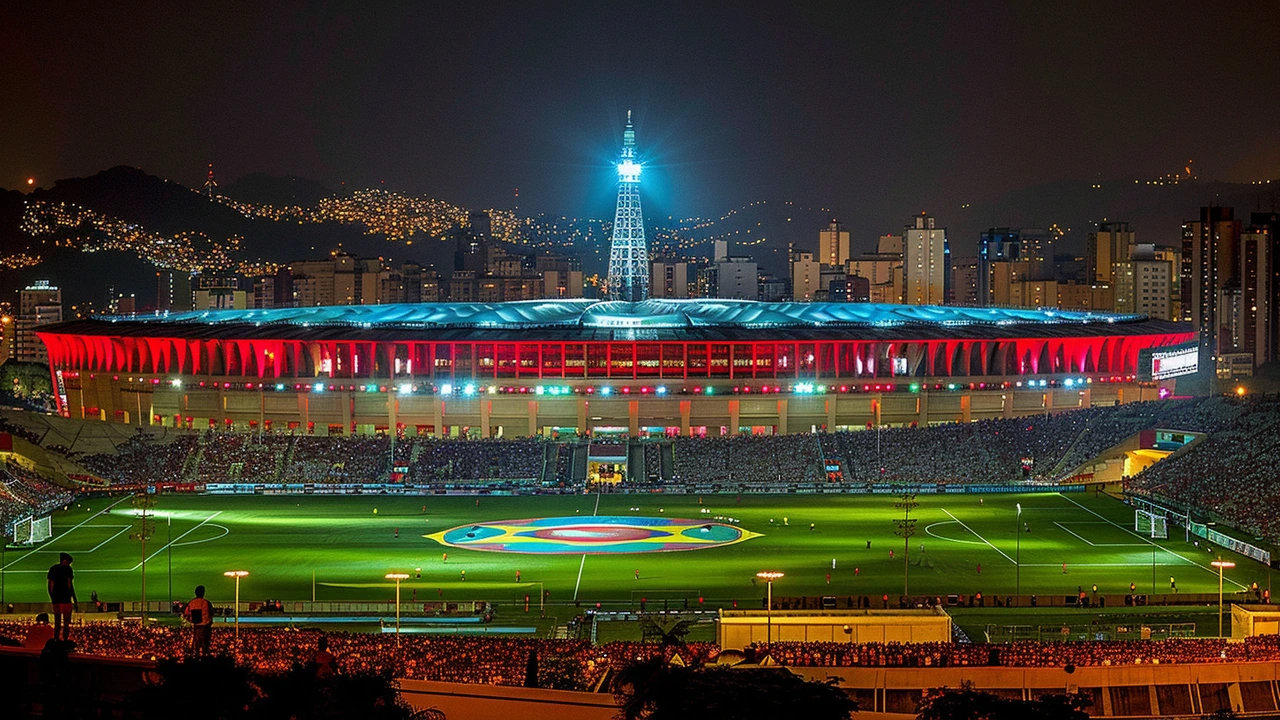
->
2;494;133;571
1058;494;1250;591
941;508;1016;564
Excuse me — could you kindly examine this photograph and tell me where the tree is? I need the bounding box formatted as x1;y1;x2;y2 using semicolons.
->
613;658;856;720
129;655;256;720
0;359;53;407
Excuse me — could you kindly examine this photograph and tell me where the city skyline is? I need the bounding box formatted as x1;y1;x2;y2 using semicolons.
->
3;2;1279;232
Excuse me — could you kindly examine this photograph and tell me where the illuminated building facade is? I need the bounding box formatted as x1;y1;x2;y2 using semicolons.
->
38;299;1193;438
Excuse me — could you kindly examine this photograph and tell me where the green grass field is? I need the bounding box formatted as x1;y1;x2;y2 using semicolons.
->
2;491;1272;616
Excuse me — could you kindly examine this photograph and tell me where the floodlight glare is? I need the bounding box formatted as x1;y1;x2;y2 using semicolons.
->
617;161;642;182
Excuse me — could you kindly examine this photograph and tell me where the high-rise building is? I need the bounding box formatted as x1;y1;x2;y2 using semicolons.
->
1153;246;1182;320
649;261;688;299
1112;245;1172;320
1087;221;1135;285
18;280;62;363
847;234;904;304
978;228;1020;305
1019;228;1057;281
157;270;194;313
829;275;870;303
790;251;822;301
950;256;979;306
903;213;948;305
818;220;850;268
1182;206;1241;363
606;112;648;301
711;257;758;300
193;276;248;310
1251;212;1280;366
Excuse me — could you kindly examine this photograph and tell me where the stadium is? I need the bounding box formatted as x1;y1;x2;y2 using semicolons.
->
17;298;1280;719
35;299;1194;439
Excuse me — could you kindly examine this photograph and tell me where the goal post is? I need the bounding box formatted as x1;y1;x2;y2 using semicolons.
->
11;514;52;545
1135;509;1168;540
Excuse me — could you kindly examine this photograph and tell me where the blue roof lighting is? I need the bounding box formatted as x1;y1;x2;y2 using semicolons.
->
124;299;1146;332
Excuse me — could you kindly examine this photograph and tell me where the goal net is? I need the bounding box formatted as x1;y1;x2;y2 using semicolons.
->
12;515;52;545
1135;509;1168;539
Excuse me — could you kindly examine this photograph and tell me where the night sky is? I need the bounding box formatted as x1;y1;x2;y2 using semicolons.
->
3;2;1278;230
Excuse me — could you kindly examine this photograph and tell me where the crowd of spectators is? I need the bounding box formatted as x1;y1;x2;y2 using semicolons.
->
408;438;544;484
1128;397;1280;541
6;619;1280;688
670;434;824;484
285;435;390;483
77;434;199;486
0;621;713;690
0;461;74;532
766;634;1280;668
192;433;288;483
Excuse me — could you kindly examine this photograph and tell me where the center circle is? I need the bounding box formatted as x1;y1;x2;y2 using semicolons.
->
430;515;758;554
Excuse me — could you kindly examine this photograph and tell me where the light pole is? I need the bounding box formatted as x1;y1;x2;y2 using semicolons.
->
1015;503;1022;601
386;572;410;645
223;570;248;642
1211;558;1235;637
756;571;784;648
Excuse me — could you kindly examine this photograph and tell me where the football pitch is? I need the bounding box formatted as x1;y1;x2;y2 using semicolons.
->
1;491;1272;610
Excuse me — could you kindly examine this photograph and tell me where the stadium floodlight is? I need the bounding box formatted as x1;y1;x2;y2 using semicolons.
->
223;570;249;641
386;572;411;645
1211;558;1235;637
756;571;785;647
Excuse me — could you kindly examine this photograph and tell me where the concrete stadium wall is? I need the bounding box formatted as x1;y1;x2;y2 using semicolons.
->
396;679;617;720
790;660;1280;717
717;609;952;649
51;378;1167;439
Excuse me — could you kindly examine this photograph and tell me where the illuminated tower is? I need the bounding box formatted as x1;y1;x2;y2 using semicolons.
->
201;164;218;198
607;112;648;301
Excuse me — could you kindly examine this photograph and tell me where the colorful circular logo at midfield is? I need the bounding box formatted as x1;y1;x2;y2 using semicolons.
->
428;516;760;554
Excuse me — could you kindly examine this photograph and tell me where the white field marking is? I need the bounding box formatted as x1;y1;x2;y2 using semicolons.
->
573;553;587;601
941;508;1016;564
592;491;601;516
32;524;132;554
1021;562;1199;568
1;494;133;571
171;523;230;547
1053;521;1149;547
923;521;988;545
1058;494;1249;591
131;512;223;571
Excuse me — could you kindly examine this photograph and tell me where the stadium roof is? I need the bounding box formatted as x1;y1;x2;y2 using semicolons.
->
44;299;1192;343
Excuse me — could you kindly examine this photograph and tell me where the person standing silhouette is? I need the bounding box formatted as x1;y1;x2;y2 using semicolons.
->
46;552;76;641
183;585;215;656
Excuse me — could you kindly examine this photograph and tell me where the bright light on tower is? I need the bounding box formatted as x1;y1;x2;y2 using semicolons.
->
617;160;642;182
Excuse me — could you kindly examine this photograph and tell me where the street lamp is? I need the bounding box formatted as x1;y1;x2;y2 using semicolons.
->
756;571;784;648
222;571;248;642
385;572;410;645
1211;558;1235;637
1015;503;1022;602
